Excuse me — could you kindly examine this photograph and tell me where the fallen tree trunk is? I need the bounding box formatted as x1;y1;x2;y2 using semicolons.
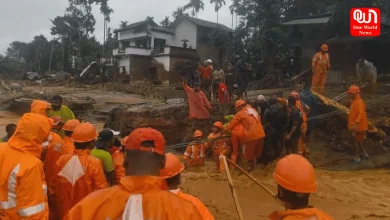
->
311;90;387;141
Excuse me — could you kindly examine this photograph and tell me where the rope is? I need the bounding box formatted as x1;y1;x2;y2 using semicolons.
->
307;93;390;121
166;135;231;149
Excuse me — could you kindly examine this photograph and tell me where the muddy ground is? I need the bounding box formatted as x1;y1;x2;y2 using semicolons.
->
0;81;390;219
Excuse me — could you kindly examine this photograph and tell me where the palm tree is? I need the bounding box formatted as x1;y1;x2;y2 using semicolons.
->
210;0;226;23
160;16;171;27
172;6;189;19
184;0;205;18
119;21;128;29
229;0;240;29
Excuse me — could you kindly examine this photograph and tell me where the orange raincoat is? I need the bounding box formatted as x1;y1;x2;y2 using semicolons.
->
268;207;334;220
51;149;108;219
0;113;51;219
63;136;75;153
224;105;265;162
108;147;125;184
171;189;214;220
183;82;212;119
31;100;50;116
207;132;230;172
297;100;309;154
348;94;368;143
312;52;330;94
43;132;68;190
184;142;207;166
64;176;202;219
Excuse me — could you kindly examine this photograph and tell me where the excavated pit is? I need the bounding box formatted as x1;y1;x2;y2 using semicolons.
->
105;100;226;146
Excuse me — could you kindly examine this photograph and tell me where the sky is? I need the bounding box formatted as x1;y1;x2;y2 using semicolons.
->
0;0;236;55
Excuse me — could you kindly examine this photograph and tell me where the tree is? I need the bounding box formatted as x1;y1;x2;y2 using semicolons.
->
184;0;205;18
208;27;232;63
210;0;226;23
229;0;240;29
120;21;128;28
146;16;154;21
172;6;189;19
160;16;171;27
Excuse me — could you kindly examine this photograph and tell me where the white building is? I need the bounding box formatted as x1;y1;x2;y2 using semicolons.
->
113;15;233;85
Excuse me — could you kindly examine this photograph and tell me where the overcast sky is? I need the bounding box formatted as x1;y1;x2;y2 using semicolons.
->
0;0;235;55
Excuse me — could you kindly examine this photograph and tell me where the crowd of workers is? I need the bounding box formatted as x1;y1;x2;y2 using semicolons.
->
0;44;373;219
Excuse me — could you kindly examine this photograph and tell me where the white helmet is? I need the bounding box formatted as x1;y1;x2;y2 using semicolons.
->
206;59;212;64
257;95;266;101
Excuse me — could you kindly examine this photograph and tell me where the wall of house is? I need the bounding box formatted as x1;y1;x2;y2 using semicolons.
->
173;18;197;49
150;31;174;46
119;56;130;75
129;55;152;81
119;30;148;40
169;56;193;84
197;43;219;61
154;56;170;71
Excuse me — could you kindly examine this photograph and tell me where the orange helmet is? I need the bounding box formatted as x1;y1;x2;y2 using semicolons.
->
235;99;246;109
213;121;223;130
347;85;360;94
193;130;203;138
121;136;128;146
273;154;317;193
321;44;328;51
290;91;300;100
51;116;64;131
63;119;81;131
160;153;185;179
71;122;98;143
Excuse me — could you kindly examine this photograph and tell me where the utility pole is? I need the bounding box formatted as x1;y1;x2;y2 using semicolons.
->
49;40;55;71
297;0;300;17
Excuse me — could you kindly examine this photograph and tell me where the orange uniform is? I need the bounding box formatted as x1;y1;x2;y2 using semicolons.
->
31;100;50;116
43;131;68;190
63;136;75;153
0;113;52;219
183;83;212;119
225;104;265;163
184;142;207;166
64;176;202;219
171;189;214;220
268;207;334;220
348;93;368;143
51;149;108;219
296;100;309;154
207;132;230;172
109;147;126;184
312;51;330;94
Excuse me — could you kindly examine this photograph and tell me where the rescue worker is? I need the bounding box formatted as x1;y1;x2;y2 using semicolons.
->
347;85;369;163
90;129;116;186
184;130;206;167
207;121;231;172
48;95;75;138
1;123;16;142
107;137;126;184
311;44;330;95
52;123;108;219
48;95;75;122
183;81;212;120
230;56;250;99
290;91;310;155
212;64;225;101
269;154;333;220
161;153;214;219
261;98;279;163
216;80;230;115
356;58;377;91
0;113;52;219
64;128;202;219
31;99;51;116
285;96;303;155
43;116;67;192
62;119;81;153
255;95;270;116
199;59;213;99
224;100;265;172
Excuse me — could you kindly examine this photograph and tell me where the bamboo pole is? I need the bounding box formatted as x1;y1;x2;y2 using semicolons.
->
220;156;245;220
226;158;276;198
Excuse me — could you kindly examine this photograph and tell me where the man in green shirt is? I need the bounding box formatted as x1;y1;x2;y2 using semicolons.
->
48;95;75;137
91;129;116;186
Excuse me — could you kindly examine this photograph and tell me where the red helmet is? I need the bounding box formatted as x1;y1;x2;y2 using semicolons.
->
290;91;300;100
348;85;360;94
213;121;223;130
235;100;246;109
193;130;203;138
